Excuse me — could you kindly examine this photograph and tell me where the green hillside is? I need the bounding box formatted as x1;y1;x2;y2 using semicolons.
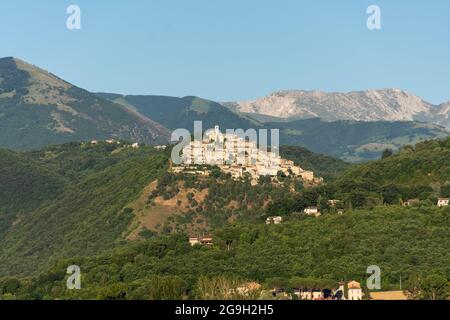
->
0;141;348;276
0;149;66;237
0;138;448;300
96;93;257;133
0;143;169;276
276;118;449;162
332;138;450;206
2;206;449;299
0;57;170;150
280;145;350;181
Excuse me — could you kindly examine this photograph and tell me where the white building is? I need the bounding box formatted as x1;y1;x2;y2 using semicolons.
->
266;216;283;225
304;206;320;216
437;198;449;207
347;281;363;300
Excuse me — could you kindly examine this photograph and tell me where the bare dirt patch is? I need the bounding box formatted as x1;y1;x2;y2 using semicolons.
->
125;180;209;240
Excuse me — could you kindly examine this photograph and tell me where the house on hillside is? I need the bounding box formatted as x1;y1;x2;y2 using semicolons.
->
304;206;320;217
347;281;363;300
131;142;139;149
189;237;200;246
189;235;213;246
266;216;283;225
312;290;324;300
236;282;262;296
404;199;420;206
327;199;341;207
437;198;449;207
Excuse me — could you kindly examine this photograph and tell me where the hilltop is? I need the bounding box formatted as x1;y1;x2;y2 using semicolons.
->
0;141;347;276
0;57;170;150
96;93;257;133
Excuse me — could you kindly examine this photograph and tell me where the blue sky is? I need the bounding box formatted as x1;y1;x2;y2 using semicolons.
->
1;0;449;103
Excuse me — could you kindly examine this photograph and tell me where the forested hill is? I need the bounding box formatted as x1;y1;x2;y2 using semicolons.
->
0;149;67;237
332;138;450;205
0;142;169;276
0;138;448;284
3;206;449;300
96;93;257;133
280;145;350;181
0;140;350;276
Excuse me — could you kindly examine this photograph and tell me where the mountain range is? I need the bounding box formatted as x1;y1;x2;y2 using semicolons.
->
226;89;450;128
98;93;449;161
0;56;449;161
0;57;170;150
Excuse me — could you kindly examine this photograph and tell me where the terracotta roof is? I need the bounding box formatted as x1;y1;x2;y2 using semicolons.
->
348;281;361;289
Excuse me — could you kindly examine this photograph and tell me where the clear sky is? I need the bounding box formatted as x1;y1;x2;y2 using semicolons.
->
1;0;449;103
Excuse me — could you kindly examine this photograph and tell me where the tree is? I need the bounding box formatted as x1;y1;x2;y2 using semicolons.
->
420;274;448;300
404;273;448;300
381;148;393;159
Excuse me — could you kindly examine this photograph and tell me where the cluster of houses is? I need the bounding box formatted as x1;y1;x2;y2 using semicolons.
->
403;197;449;207
437;198;449;207
269;280;363;300
174;126;318;184
266;216;283;225
89;139;140;148
265;200;346;224
188;235;213;247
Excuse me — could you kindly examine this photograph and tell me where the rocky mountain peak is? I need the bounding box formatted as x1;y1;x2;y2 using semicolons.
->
230;89;448;127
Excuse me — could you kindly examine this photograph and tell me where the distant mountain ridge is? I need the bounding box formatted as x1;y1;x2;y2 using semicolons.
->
98;92;449;162
96;93;257;133
0;57;170;150
226;89;450;128
0;57;448;161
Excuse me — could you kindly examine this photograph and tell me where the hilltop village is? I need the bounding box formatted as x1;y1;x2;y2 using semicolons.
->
172;126;321;185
